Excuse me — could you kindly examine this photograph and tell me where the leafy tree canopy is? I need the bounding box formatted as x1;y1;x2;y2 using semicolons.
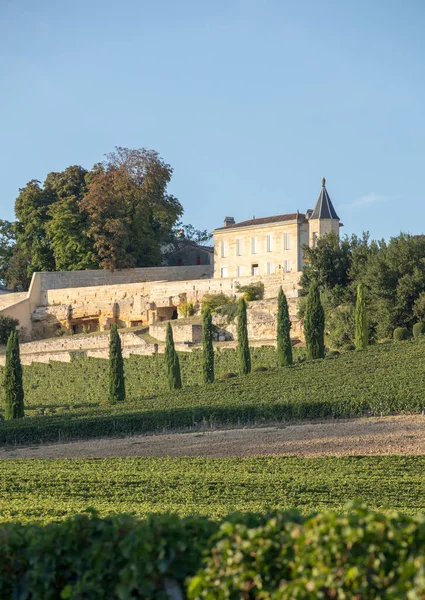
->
301;231;425;344
2;147;187;288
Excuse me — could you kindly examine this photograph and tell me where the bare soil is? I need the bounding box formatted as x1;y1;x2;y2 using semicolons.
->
1;415;425;459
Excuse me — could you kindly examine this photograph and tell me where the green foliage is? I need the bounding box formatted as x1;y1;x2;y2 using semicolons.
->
165;323;182;390
109;325;125;404
189;503;425;599
301;231;353;290
235;281;264;301
6;147;182;284
393;327;409;341
202;309;214;384
178;301;195;318
4;331;24;420
3;457;425;523
3;494;425;597
237;297;251;374
0;220;17;286
276;287;292;366
354;283;368;349
201;293;233;313
0;314;19;345
413;322;425;339
304;281;325;359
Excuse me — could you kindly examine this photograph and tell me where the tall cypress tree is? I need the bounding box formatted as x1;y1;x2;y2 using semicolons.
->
165;322;182;390
109;324;125;403
237;297;251;375
202;308;214;384
304;281;325;360
354;283;368;350
4;331;25;420
277;287;293;366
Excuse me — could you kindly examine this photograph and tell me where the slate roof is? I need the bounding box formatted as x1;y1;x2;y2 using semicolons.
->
214;213;305;231
311;178;339;220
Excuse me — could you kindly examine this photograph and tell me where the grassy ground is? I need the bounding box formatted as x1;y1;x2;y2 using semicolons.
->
1;455;425;523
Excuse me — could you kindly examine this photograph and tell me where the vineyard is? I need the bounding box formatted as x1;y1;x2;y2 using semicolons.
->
0;339;425;444
1;455;425;523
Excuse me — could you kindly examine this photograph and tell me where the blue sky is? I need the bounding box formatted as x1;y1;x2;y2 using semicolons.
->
1;0;424;241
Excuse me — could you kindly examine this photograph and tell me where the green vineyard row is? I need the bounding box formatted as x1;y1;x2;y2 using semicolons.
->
1;456;425;524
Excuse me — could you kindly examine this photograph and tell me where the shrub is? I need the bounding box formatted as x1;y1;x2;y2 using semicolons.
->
202;309;214;384
277;287;293;367
202;293;233;313
215;302;238;324
394;327;409;341
178;301;195;318
304;282;325;360
237;297;251;375
235;282;264;301
4;331;24;420
220;372;237;380
0;314;19;345
413;322;425;339
109;325;125;404
165;323;182;390
354;283;368;349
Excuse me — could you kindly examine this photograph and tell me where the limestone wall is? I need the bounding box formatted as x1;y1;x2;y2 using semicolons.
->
150;323;202;344
37;265;213;293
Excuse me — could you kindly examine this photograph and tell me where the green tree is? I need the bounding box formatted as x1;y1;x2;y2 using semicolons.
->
14;179;56;276
4;331;24;420
304;281;325;359
277;287;293;366
45;166;97;271
202;308;214;383
354;283;368;349
165;322;182;390
109;325;125;403
237;297;251;374
0;220;17;286
0;315;19;345
82;147;183;270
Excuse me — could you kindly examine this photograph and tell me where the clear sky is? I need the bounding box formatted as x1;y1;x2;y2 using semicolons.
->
1;0;424;241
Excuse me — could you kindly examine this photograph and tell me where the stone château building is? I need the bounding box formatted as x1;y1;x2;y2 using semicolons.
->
0;178;342;343
212;178;341;279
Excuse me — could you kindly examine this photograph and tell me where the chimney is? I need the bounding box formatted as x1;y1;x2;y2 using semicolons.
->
224;216;235;227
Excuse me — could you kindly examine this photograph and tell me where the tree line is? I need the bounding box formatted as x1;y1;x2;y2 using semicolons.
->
1;147;210;291
300;231;425;346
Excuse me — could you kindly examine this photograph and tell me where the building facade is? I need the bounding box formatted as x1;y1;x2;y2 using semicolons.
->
212;178;341;279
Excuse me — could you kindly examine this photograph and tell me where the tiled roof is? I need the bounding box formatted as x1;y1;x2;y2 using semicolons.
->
311;178;339;220
214;212;305;231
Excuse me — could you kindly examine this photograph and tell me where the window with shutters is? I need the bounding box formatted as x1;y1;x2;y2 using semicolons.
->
267;262;274;275
251;264;259;276
236;265;243;277
221;241;227;258
283;233;290;250
236;238;242;256
266;234;273;252
221;267;228;278
251;237;258;254
283;260;290;272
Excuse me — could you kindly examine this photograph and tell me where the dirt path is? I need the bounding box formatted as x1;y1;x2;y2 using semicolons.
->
1;415;425;459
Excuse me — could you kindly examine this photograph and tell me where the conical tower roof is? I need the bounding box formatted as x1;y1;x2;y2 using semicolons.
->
310;178;339;220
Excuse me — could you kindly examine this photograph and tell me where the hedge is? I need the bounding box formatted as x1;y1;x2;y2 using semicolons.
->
3;504;425;599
